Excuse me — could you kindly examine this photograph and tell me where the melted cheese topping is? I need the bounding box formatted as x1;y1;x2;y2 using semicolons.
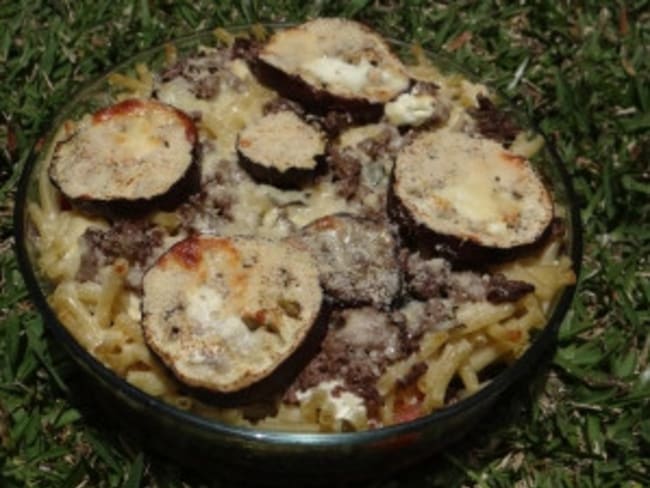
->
260;18;409;102
303;56;406;97
384;93;438;126
142;236;323;392
238;110;325;171
436;168;519;234
395;130;553;247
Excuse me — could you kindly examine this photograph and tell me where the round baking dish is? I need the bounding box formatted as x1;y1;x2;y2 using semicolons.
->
14;24;582;483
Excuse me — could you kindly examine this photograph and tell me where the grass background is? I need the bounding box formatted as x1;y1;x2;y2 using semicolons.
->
1;0;649;486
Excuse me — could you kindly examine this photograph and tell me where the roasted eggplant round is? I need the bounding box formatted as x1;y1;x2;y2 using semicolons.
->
49;98;200;216
390;129;553;261
253;18;411;121
237;110;326;189
142;235;324;393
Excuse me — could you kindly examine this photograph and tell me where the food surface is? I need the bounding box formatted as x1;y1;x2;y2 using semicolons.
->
237;110;326;188
255;18;410;118
142;235;323;392
49;98;199;214
293;214;400;308
392;129;553;251
27;19;575;432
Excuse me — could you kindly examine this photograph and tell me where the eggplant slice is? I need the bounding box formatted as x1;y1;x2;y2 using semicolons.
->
237;110;326;189
391;130;553;259
253;18;410;121
142;235;324;393
293;213;401;308
49;98;199;216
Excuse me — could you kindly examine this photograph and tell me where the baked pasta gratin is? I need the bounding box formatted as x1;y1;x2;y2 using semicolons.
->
26;19;576;432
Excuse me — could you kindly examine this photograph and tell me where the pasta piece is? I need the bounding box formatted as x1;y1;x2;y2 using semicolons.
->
459;365;480;393
76;281;103;304
126;370;170;397
49;282;102;350
452;302;516;337
466;344;506;372
135;62;153;89
419;339;473;410
213;27;235;46
38;161;60;215
108;73;151;96
95;260;128;329
419;331;451;359
509;132;545;159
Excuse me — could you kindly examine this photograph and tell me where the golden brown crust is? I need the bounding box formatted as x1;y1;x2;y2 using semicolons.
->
236;110;327;189
49;98;200;218
390;130;553;262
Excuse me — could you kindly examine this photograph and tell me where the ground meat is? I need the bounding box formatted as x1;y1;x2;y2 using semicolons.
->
357;127;397;160
404;252;535;304
160;49;241;99
486;273;535;303
468;94;520;145
397;361;428;388
284;307;406;417
203;182;235;221
327;146;362;199
160;61;185;82
77;219;164;285
448;270;492;302
85;220;163;266
230;37;259;61
295;214;401;308
327;124;402;206
404;253;449;299
392;298;456;352
423;298;455;328
262;97;305;116
76;252;100;283
403;252;488;302
320;110;355;134
177;192;206;232
390;309;422;356
178;178;235;232
193;76;220;100
411;80;439;96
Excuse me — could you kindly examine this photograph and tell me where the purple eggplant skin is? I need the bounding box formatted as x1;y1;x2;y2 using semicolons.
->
50;143;202;220
171;299;332;408
237;143;328;190
249;57;387;124
49;99;203;219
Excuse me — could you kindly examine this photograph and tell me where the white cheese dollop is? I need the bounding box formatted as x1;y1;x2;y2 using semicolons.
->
384;93;437;126
296;381;367;427
303;56;405;95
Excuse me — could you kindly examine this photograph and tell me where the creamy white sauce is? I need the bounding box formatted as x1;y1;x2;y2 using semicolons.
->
296;380;367;425
385;93;437;126
303;56;405;95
